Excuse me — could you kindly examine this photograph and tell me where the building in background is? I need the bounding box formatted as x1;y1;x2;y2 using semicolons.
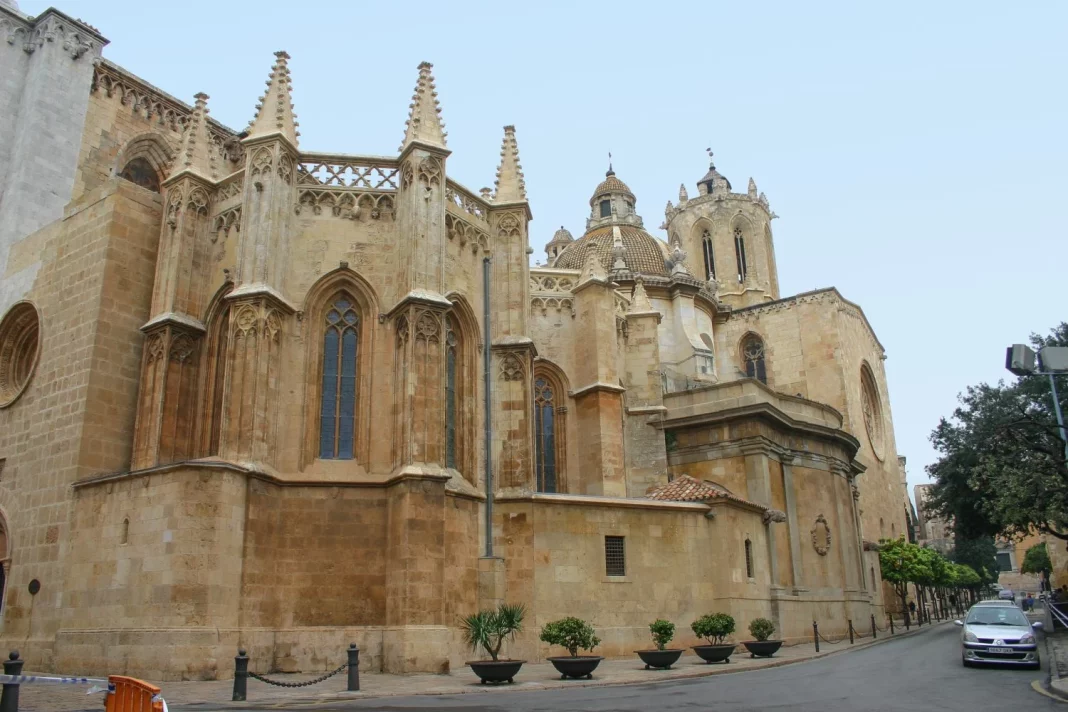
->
0;1;912;680
914;484;953;555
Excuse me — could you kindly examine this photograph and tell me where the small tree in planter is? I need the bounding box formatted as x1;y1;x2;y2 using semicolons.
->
635;619;683;669
690;613;737;663
743;617;782;658
460;603;526;684
540;617;604;679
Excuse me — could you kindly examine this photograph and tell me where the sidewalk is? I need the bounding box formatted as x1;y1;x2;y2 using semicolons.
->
1044;628;1068;698
14;620;943;711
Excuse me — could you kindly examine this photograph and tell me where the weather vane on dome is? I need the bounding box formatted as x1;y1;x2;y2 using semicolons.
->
706;147;715;165
607;151;614;175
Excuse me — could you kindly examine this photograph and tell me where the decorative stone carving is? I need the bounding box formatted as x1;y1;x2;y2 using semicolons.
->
187;187;210;215
277;154;294;184
416;155;442;187
811;514;832;556
415;312;440;342
145;334;166;363
497;213;521;238
763;509;787;525
499;354;524;382
249;147;273;178
168;334;196;362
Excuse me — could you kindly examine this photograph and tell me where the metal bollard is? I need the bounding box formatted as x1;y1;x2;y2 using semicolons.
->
848;620;854;645
871;613;877;640
346;644;360;692
233;648;249;702
813;621;820;653
889;615;895;634
1;651;23;712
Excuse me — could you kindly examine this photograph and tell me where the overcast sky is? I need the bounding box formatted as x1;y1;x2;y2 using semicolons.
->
24;0;1066;499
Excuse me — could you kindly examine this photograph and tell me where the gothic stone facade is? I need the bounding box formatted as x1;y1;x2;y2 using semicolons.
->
0;4;909;680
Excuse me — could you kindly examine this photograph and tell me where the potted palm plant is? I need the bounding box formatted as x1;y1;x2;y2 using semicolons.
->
690;612;737;664
635;619;684;669
742;617;782;657
540;617;603;679
460;603;526;684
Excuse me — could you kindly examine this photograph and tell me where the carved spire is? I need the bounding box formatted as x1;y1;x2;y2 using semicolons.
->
247;51;300;147
611;226;628;271
579;247;607;284
629;277;654;313
400;61;447;151
171;92;217;181
493;125;527;202
678;183;689;203
748;177;758;199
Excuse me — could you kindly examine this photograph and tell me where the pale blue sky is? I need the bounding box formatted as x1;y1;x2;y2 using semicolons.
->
26;0;1067;498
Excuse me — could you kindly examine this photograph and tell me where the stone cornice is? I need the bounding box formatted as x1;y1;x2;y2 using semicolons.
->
398;139;451;162
384;289;453;318
494;491;710;514
570;381;626;398
140;312;207;335
226;283;298;314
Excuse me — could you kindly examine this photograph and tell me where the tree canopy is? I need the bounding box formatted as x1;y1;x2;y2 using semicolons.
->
925;323;1068;542
1021;542;1052;576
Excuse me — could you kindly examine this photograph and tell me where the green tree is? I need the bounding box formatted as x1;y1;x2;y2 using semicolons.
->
926;324;1068;543
949;538;999;587
878;537;931;623
1021;542;1052;577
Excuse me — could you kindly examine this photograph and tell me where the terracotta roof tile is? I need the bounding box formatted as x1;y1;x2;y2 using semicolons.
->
553;225;671;276
646;475;766;510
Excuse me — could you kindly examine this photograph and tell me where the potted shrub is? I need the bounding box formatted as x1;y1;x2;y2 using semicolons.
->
540;617;604;679
460;603;526;684
690;613;737;664
742;617;783;658
635;619;684;669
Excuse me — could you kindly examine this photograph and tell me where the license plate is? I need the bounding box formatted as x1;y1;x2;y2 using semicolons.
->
988;647;1013;654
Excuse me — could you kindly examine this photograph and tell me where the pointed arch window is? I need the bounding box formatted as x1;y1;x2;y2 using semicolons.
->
701;229;716;281
119;157;161;193
205;305;230;456
533;367;568;494
445;316;458;470
734;227;748;283
319;295;360;460
742;334;767;384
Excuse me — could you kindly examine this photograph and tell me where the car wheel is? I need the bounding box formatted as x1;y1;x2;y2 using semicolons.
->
961;654;973;668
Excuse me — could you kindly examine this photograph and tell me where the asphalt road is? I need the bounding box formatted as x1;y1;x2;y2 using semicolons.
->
218;624;1059;711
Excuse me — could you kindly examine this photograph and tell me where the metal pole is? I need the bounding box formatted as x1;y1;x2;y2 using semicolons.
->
871;613;877;640
1048;374;1068;465
813;622;819;653
0;651;23;712
848;620;854;644
482;257;494;558
233;649;249;702
346;644;360;692
889;615;895;634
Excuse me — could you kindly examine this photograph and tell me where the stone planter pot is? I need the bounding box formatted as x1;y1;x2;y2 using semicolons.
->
467;659;525;684
742;640;783;658
635;649;684;669
547;656;604;679
692;644;736;664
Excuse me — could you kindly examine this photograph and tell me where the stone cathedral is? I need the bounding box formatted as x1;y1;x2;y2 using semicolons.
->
0;3;910;681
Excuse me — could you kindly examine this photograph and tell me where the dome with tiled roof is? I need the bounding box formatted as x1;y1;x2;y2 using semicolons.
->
589;169;634;206
553;224;671;276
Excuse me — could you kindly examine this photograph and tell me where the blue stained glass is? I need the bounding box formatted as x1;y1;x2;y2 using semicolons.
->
327;310;340;323
445;346;456;469
336;299;352;309
337;329;357;459
344;311;358;324
541;406;556;492
319;327;339;458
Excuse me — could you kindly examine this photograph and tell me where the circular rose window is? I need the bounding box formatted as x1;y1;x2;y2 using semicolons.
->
860;364;885;461
0;302;41;408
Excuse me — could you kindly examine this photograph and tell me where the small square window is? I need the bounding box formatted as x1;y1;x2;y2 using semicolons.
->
600;200;611;218
605;535;626;577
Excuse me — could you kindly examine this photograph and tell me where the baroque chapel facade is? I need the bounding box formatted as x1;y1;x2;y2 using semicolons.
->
0;3;909;680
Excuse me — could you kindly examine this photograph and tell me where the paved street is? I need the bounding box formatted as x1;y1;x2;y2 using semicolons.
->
207;624;1057;712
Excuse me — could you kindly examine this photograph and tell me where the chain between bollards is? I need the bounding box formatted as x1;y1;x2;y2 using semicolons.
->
234;644;360;701
0;651;24;712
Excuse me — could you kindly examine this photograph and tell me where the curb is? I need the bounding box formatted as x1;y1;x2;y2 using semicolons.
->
1039;632;1068;703
175;622;947;709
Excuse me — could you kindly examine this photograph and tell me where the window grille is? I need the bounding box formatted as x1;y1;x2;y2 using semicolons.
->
744;539;754;579
734;228;748;283
702;230;716;281
605;536;626;577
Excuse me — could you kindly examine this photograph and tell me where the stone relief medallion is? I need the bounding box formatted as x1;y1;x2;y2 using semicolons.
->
811;514;831;556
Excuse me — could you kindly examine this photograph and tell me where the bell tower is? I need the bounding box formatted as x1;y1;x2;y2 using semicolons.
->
664;151;780;309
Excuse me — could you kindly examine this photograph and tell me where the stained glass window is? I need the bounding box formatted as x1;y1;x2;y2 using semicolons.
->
445;318;458;470
320;296;359;459
534;377;557;492
119;157;160;192
208;306;230;456
742;334;767;384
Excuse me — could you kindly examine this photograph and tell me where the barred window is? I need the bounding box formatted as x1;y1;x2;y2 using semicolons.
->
741;334;767;385
734;227;748;283
702;229;716;281
605;536;626;577
744;538;754;579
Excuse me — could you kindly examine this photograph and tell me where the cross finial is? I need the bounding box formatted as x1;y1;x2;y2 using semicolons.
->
607;151;614;176
706;147;715;165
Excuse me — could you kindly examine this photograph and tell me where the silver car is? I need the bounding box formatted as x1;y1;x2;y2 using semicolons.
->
956;603;1042;669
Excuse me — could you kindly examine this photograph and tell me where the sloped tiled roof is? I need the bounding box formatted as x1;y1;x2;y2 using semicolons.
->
646;475;766;510
591;172;634;202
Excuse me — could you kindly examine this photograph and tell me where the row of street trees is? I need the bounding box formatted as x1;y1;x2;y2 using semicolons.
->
923;323;1068;588
878;537;984;625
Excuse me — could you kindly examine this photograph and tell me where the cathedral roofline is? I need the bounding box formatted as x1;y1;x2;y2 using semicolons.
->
730;287;885;354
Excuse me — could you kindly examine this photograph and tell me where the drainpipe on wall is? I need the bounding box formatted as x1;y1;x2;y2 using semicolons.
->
482;257;493;557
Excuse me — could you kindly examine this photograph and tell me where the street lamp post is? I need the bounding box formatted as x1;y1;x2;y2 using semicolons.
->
1006;344;1068;463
